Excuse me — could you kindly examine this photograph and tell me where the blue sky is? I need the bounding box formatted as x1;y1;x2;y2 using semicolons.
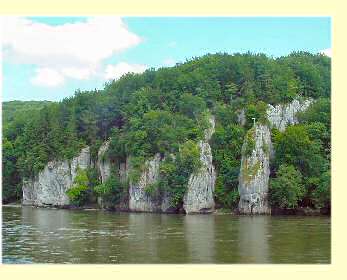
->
2;17;331;102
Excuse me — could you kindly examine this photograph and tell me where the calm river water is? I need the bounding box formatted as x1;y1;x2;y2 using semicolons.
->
2;206;330;264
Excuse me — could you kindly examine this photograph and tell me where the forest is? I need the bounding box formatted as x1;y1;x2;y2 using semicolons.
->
2;51;331;212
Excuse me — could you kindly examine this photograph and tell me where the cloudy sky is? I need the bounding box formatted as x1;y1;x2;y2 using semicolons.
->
1;17;331;101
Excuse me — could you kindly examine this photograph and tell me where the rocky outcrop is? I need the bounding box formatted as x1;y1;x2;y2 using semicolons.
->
128;153;162;212
183;116;216;214
237;109;246;126
95;141;130;210
127;115;217;214
267;98;313;132
21;98;315;213
97;140;111;183
237;99;313;214
238;124;271;214
22;147;91;206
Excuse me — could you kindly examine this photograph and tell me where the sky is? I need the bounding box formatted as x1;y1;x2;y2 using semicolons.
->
1;17;331;102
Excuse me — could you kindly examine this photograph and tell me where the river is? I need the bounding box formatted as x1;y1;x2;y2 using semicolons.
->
2;206;330;264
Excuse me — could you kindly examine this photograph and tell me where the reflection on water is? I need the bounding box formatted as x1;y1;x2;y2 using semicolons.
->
237;216;269;263
2;206;330;264
184;215;215;263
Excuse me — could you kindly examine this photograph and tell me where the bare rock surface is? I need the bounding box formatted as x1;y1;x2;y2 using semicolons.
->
267;98;313;132
183;116;216;214
97;140;111;183
22;147;91;206
128;153;162;212
238;124;271;214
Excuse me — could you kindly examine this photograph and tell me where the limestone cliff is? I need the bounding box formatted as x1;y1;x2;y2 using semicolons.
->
22;147;91;207
237;98;313;214
238;124;271;214
97;140;111;183
267;98;313;132
237;109;246;127
21;98;313;212
128;153;162;212
96;142;130;210
183;116;216;214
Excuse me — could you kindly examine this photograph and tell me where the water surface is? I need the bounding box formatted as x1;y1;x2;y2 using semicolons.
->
2;206;330;264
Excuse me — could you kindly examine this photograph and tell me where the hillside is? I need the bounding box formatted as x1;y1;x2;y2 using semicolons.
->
3;100;52;122
2;100;53;136
2;52;331;212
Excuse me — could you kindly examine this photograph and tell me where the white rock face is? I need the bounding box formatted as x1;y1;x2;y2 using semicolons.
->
237;109;246;126
183;116;216;214
128;153;162;212
97;140;111;183
22;147;91;206
267;98;313;132
238;124;271;214
237;99;313;214
71;147;91;178
96;141;165;212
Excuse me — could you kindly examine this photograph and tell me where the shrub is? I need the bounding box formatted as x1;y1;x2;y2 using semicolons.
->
311;169;331;209
66;168;89;206
66;185;88;206
245;101;268;128
214;178;240;208
243;128;255;156
94;175;127;205
144;182;161;199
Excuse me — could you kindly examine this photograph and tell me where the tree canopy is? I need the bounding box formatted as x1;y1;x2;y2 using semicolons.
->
2;52;330;209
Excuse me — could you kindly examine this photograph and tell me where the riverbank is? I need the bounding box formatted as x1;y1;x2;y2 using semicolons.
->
2;202;330;216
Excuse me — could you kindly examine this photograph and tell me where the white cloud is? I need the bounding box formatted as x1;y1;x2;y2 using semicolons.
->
30;68;65;87
61;67;95;80
319;48;332;57
2;17;142;86
163;58;176;67
104;62;147;80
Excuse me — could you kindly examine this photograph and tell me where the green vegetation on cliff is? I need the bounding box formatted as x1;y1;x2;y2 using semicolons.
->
2;52;331;210
66;168;90;207
271;97;331;209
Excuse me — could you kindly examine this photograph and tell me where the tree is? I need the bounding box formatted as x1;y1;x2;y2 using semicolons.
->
311;169;330;209
269;164;305;209
2;138;21;202
178;93;207;119
158;140;201;208
2;52;330;208
273;125;326;178
245;101;268;128
211;124;245;208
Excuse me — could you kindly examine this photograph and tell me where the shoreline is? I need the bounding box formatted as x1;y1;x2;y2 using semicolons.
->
2;203;330;216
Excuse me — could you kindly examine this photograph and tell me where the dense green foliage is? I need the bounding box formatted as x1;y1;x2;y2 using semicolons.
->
94;175;128;206
2;101;54;203
158;140;202;208
270;97;331;209
2;101;53;132
66;169;90;206
2;52;330;210
269;164;305;208
211;123;244;208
